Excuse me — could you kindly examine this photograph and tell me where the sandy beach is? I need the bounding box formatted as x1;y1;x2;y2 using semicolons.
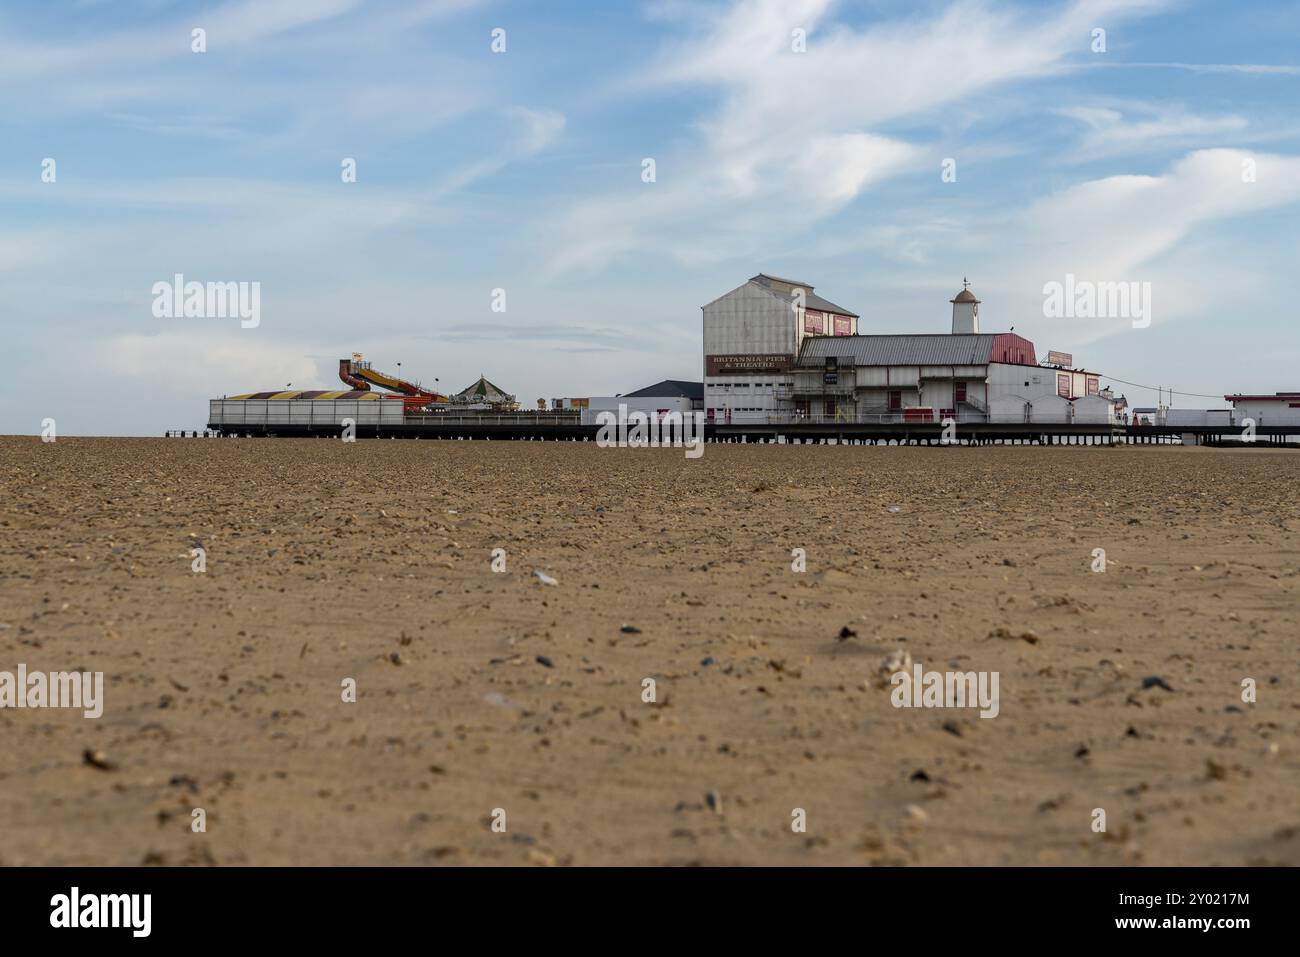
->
1;436;1296;866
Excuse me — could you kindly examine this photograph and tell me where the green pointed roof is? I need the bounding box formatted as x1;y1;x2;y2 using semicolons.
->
454;375;511;401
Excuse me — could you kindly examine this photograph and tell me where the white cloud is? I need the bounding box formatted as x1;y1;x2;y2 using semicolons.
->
964;148;1300;346
0;0;363;78
1021;148;1300;276
784;147;1300;350
545;0;1172;274
792;134;919;207
1106;62;1300;76
0;0;491;147
1056;102;1249;162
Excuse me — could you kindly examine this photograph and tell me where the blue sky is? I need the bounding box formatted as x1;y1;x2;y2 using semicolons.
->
3;0;1299;434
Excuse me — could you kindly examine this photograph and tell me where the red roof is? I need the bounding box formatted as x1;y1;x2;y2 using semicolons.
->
1225;393;1300;402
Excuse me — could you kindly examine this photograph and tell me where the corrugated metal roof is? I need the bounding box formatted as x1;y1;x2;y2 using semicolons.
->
751;274;859;317
753;272;813;289
796;290;859;318
624;379;703;399
797;334;998;366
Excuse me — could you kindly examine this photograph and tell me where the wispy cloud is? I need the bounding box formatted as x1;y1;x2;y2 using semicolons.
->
1096;61;1300;75
0;0;364;79
1055;101;1250;162
543;0;1173;274
979;148;1300;345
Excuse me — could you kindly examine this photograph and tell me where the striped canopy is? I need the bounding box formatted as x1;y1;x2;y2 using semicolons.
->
225;390;386;400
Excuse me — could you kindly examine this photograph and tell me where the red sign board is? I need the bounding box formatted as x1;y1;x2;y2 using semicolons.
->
833;316;852;336
1047;350;1073;367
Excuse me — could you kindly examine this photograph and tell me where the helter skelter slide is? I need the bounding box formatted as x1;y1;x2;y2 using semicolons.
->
338;353;448;411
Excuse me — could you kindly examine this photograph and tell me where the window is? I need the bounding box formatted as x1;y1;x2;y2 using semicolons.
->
889;390;902;410
955;382;967;403
824;399;837;417
1057;373;1070;398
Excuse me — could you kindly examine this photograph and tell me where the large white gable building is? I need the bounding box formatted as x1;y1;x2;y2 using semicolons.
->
702;275;1113;426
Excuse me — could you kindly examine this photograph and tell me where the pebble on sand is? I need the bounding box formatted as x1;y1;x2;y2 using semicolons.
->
989;627;1039;645
82;749;115;771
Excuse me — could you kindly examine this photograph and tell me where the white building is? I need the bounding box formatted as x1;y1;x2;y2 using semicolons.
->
702;273;858;423
1223;392;1300;426
576;380;702;424
702;275;1113;425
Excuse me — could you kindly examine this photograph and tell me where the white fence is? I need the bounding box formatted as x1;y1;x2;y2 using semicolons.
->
209;399;405;427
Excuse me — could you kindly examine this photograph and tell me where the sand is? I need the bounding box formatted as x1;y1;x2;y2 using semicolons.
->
1;436;1297;866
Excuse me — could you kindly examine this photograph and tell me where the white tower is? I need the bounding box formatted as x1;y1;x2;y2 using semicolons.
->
950;279;980;334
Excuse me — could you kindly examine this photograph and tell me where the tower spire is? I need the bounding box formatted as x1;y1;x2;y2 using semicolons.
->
950;279;980;334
